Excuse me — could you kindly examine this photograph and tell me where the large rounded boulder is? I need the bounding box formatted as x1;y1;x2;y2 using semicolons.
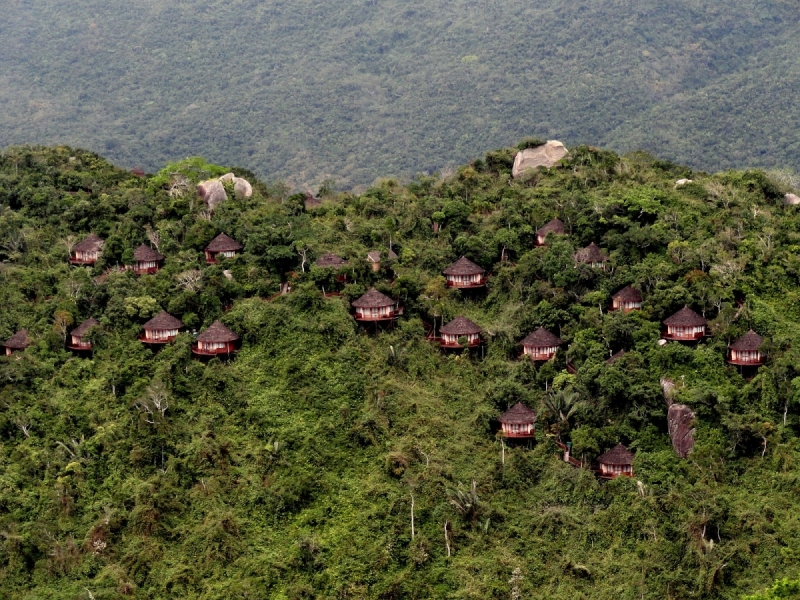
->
512;140;568;178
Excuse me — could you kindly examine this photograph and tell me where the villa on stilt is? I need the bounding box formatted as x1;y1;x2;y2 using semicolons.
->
192;321;239;356
611;285;642;312
727;330;765;367
140;311;184;345
316;252;349;282
663;306;707;341
574;243;608;269
132;244;165;274
67;318;99;352
352;288;402;322
316;252;348;268
205;234;243;264
535;218;565;246
499;403;537;439
70;234;104;265
439;316;481;349
4;330;30;356
521;327;562;361
443;257;487;289
597;443;634;479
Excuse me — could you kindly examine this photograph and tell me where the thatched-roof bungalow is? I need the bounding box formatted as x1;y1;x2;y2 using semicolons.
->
4;329;30;356
70;234;104;265
367;249;398;272
574;243;608;269
192;321;239;356
352;288;402;322
597;443;634;479
521;327;562;361
664;306;707;341
439;316;481;349
443;257;487;289
316;252;349;282
611;286;642;312
132;244;165;274
499;403;537;439
67;318;99;352
535;218;565;246
315;252;348;268
140;311;184;344
727;330;765;366
205;234;243;264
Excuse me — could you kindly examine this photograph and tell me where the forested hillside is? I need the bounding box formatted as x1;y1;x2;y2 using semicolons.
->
3;143;800;598
1;0;799;187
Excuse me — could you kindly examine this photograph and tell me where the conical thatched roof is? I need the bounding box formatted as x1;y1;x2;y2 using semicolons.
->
142;311;184;331
315;252;348;267
351;288;395;308
73;234;104;252
4;329;30;350
443;256;485;276
196;321;238;343
612;285;642;303
71;317;99;337
574;242;608;264
206;233;243;253
520;327;562;348
536;218;565;237
133;244;165;262
440;316;481;335
597;443;634;466
729;330;764;352
498;402;538;425
664;306;706;327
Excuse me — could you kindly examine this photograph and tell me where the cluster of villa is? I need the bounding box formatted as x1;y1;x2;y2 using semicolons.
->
66;232;243;272
4;223;769;475
497;402;635;479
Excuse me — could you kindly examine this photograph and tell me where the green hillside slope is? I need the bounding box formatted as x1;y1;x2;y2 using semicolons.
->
1;0;798;187
3;144;800;598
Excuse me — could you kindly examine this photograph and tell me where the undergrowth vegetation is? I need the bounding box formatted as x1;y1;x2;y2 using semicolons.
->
1;144;800;597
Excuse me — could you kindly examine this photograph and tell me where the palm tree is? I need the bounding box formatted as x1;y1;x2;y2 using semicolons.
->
542;389;587;438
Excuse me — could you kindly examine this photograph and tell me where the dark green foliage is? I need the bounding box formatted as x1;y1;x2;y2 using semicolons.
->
2;144;800;598
2;1;800;188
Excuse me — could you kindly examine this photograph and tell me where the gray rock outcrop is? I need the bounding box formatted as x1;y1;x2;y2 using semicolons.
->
233;177;253;199
512;141;568;178
197;174;253;208
784;193;800;206
668;403;696;458
197;179;227;210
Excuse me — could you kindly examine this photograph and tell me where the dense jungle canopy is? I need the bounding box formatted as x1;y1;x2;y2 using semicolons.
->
3;143;800;598
1;0;799;188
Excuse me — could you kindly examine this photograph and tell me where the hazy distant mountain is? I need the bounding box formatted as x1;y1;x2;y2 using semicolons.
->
1;0;797;187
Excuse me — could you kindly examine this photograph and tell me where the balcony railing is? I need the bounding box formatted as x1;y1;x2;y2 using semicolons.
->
663;330;706;341
727;356;764;366
192;344;237;356
440;339;481;349
502;430;536;439
355;307;403;321
133;265;160;275
445;276;488;289
139;334;177;344
67;341;92;351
